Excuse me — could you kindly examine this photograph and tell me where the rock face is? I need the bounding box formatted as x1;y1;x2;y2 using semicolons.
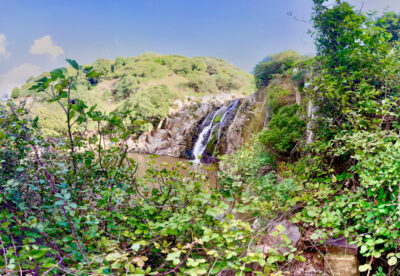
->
128;93;240;157
259;219;301;255
324;253;359;276
225;91;267;154
128;74;308;158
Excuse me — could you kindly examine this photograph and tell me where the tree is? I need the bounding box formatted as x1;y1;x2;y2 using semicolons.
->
253;51;303;88
376;12;400;42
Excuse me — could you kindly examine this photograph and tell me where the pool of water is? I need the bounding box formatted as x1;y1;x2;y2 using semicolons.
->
128;152;218;186
128;152;255;222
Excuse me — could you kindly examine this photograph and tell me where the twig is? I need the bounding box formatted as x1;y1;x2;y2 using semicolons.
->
0;235;9;276
10;234;22;276
207;257;220;276
154;247;193;276
309;239;334;276
24;129;89;264
42;254;72;276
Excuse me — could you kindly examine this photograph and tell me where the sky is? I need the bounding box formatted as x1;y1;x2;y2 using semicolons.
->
1;0;400;97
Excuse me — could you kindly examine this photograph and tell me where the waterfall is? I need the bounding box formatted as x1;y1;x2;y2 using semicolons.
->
306;100;317;144
192;99;241;163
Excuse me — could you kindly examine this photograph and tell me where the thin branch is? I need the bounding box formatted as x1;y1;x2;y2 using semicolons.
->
24;128;89;264
0;235;9;276
42;254;72;276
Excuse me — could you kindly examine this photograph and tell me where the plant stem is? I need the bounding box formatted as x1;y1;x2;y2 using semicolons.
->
25;129;89;264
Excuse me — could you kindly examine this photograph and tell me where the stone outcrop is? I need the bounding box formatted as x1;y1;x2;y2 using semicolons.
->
258;219;301;255
225;91;266;154
324;253;359;276
128;73;308;159
127;93;240;157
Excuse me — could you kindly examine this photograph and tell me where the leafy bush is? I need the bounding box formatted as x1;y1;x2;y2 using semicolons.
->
10;87;20;99
131;60;169;80
0;60;280;275
254;51;304;89
186;72;219;93
376;12;400;42
92;58;114;79
113;74;139;99
119;85;175;135
287;1;400;274
260;104;306;155
268;86;295;114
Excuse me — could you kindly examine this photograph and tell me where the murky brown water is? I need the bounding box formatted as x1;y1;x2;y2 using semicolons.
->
128;152;255;222
128;152;218;186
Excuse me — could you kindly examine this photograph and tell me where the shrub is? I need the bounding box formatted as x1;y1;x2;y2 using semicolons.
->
186;72;218;93
10;87;20;99
0;60;278;274
92;58;114;79
260;104;306;154
254;51;303;89
131;60;169;80
113;74;139;99
119;85;175;135
214;72;230;91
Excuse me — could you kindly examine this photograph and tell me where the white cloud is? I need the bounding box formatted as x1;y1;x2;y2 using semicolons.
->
29;35;64;61
0;33;10;57
0;64;41;97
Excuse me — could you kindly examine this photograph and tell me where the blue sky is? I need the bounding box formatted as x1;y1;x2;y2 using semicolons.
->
1;0;400;96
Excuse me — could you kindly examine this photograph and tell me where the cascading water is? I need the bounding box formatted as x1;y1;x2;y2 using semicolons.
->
192;99;241;163
306;100;317;144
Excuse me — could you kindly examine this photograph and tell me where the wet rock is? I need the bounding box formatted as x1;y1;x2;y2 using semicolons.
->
324;253;359;276
225;92;264;154
129;93;239;157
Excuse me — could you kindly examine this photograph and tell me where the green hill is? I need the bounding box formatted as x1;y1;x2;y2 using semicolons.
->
14;53;254;136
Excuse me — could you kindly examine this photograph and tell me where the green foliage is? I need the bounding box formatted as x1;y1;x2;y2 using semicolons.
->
113;74;139;99
376;12;400;42
267;86;294;114
131;59;170;80
92;58;114;78
219;137;300;215
17;53;254;136
287;1;400;273
0;64;276;274
186;71;219;93
261;104;306;155
119;85;175;136
254;51;304;89
10;87;20;99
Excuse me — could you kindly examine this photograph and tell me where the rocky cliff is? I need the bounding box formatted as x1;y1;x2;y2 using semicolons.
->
128;74;305;160
127;93;240;158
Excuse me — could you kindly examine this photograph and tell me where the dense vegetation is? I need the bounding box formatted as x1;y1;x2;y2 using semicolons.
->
253;51;307;89
3;1;400;275
14;53;254;136
246;1;400;274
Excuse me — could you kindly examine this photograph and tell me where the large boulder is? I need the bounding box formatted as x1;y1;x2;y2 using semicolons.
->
259;219;301;255
324;253;359;276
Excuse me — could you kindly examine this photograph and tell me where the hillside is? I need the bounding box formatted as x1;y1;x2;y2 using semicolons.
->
13;53;254;136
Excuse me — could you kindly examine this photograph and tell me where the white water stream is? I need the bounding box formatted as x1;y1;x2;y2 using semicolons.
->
192;99;241;163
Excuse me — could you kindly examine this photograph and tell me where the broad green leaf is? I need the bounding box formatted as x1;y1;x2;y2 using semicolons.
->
388;256;397;266
66;59;80;70
359;264;371;272
50;68;67;79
